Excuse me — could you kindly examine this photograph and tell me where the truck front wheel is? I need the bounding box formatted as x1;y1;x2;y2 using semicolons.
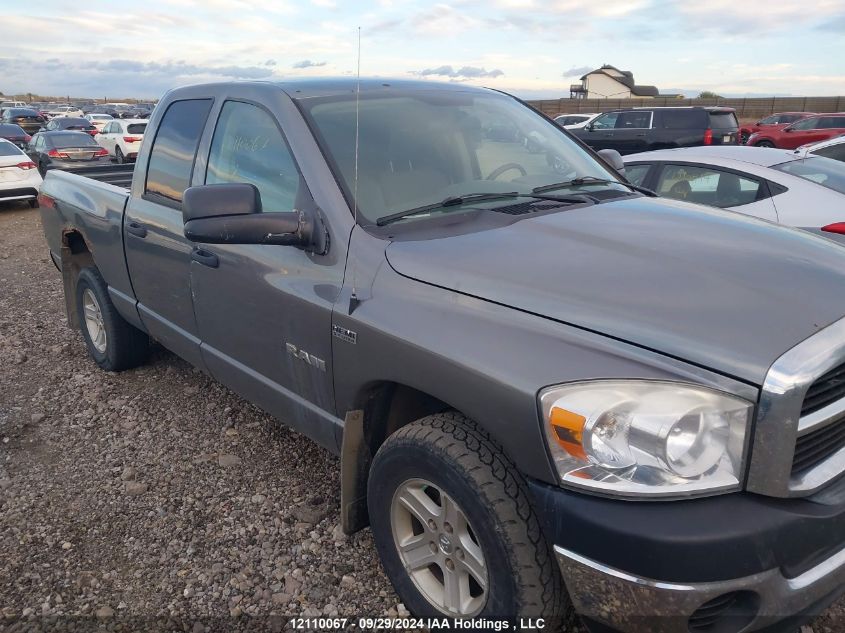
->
75;267;149;371
368;412;568;621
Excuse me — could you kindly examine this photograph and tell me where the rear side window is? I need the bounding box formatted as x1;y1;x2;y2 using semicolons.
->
127;123;147;135
145;99;212;205
0;142;23;157
661;110;704;129
616;111;652;129
205;100;303;213
708;112;738;130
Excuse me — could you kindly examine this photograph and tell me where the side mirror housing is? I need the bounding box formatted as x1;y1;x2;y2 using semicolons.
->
597;148;626;177
182;183;326;253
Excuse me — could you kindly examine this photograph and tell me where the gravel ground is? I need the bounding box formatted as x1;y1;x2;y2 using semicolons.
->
0;201;843;633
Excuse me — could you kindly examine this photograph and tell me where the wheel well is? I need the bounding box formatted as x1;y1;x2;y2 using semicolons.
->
340;382;450;534
60;229;95;329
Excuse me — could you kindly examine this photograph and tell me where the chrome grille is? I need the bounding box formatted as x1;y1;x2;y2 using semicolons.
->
802;364;845;417
793;419;845;476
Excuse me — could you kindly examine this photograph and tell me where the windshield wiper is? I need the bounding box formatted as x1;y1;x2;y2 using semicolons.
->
376;192;521;226
533;176;657;197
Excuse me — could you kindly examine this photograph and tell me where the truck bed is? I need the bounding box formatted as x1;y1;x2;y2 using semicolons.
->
39;168;135;309
45;163;135;189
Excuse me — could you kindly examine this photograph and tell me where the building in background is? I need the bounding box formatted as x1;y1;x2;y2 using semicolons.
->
570;65;669;99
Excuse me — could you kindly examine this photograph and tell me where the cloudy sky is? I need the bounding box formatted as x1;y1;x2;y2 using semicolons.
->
0;0;843;100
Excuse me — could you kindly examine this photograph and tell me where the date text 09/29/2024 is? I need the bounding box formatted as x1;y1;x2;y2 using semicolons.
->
290;617;546;630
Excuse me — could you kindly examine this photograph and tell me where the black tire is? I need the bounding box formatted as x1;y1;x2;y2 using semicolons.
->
115;147;125;164
755;140;775;148
75;267;149;371
368;412;569;623
38;161;47;177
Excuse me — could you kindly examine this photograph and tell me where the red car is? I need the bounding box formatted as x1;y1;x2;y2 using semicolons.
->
747;113;845;149
739;111;815;144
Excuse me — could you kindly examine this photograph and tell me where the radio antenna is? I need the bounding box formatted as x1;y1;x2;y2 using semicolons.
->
349;25;362;315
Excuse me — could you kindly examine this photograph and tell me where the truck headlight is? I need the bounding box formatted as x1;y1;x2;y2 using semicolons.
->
539;381;752;498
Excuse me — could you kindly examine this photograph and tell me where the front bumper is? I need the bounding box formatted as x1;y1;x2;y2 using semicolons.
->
527;479;845;632
557;544;845;633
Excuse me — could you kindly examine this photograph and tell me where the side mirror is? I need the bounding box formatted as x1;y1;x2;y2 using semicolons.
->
182;183;326;253
784;127;793;132
597;148;626;177
585;123;594;131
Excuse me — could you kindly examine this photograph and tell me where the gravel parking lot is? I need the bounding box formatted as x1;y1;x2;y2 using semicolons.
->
0;202;843;632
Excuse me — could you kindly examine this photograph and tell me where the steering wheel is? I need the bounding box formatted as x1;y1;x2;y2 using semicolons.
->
486;162;528;181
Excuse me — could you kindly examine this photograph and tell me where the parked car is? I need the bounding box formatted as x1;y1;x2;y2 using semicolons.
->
41;117;99;136
747;113;845;149
28;131;110;176
570;106;739;154
96;119;146;163
0;138;41;207
1;108;47;134
622;146;845;239
0;123;32;149
739;112;816;144
796;134;845;163
47;105;84;118
38;79;845;633
0;100;27;110
84;113;114;131
554;113;600;129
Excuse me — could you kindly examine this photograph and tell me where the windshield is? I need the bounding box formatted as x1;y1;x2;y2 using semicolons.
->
300;88;622;224
771;156;845;195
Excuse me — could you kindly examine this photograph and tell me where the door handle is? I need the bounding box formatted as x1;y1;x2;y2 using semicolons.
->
635;133;646;137
191;248;219;268
126;221;147;238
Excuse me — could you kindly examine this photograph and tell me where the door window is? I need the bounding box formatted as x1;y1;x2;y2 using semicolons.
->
624;163;651;187
789;118;819;131
657;164;762;208
145;98;213;205
615;111;652;129
205;101;304;213
661;110;704;129
591;112;618;129
812;143;845;162
819;116;845;129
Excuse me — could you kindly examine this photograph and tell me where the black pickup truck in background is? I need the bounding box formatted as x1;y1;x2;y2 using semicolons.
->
37;79;845;632
571;106;739;154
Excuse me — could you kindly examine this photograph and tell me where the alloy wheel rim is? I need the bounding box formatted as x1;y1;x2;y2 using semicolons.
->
390;478;488;617
82;289;107;353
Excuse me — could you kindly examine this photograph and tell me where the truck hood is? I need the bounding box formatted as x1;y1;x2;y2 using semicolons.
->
385;196;845;385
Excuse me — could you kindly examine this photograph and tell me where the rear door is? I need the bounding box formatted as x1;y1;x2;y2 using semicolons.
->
123;98;214;368
188;96;344;451
98;122;115;153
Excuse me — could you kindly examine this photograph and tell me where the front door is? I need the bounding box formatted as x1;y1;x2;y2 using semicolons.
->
576;111;618;150
611;110;652;154
123;97;214;368
188;99;344;451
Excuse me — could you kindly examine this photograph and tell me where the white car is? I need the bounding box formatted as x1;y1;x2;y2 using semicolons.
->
0;138;42;207
554;113;600;129
96;118;147;163
622;146;845;239
796;134;845;163
47;105;84;118
84;113;114;131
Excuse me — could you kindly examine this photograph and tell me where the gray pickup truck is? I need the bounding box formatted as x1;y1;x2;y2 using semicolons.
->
40;79;845;632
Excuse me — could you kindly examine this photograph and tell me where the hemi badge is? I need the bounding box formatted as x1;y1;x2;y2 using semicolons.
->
332;325;357;344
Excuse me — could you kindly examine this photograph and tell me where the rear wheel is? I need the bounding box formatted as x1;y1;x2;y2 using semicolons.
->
368;412;568;621
75;267;149;371
754;140;775;148
115;147;125;164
